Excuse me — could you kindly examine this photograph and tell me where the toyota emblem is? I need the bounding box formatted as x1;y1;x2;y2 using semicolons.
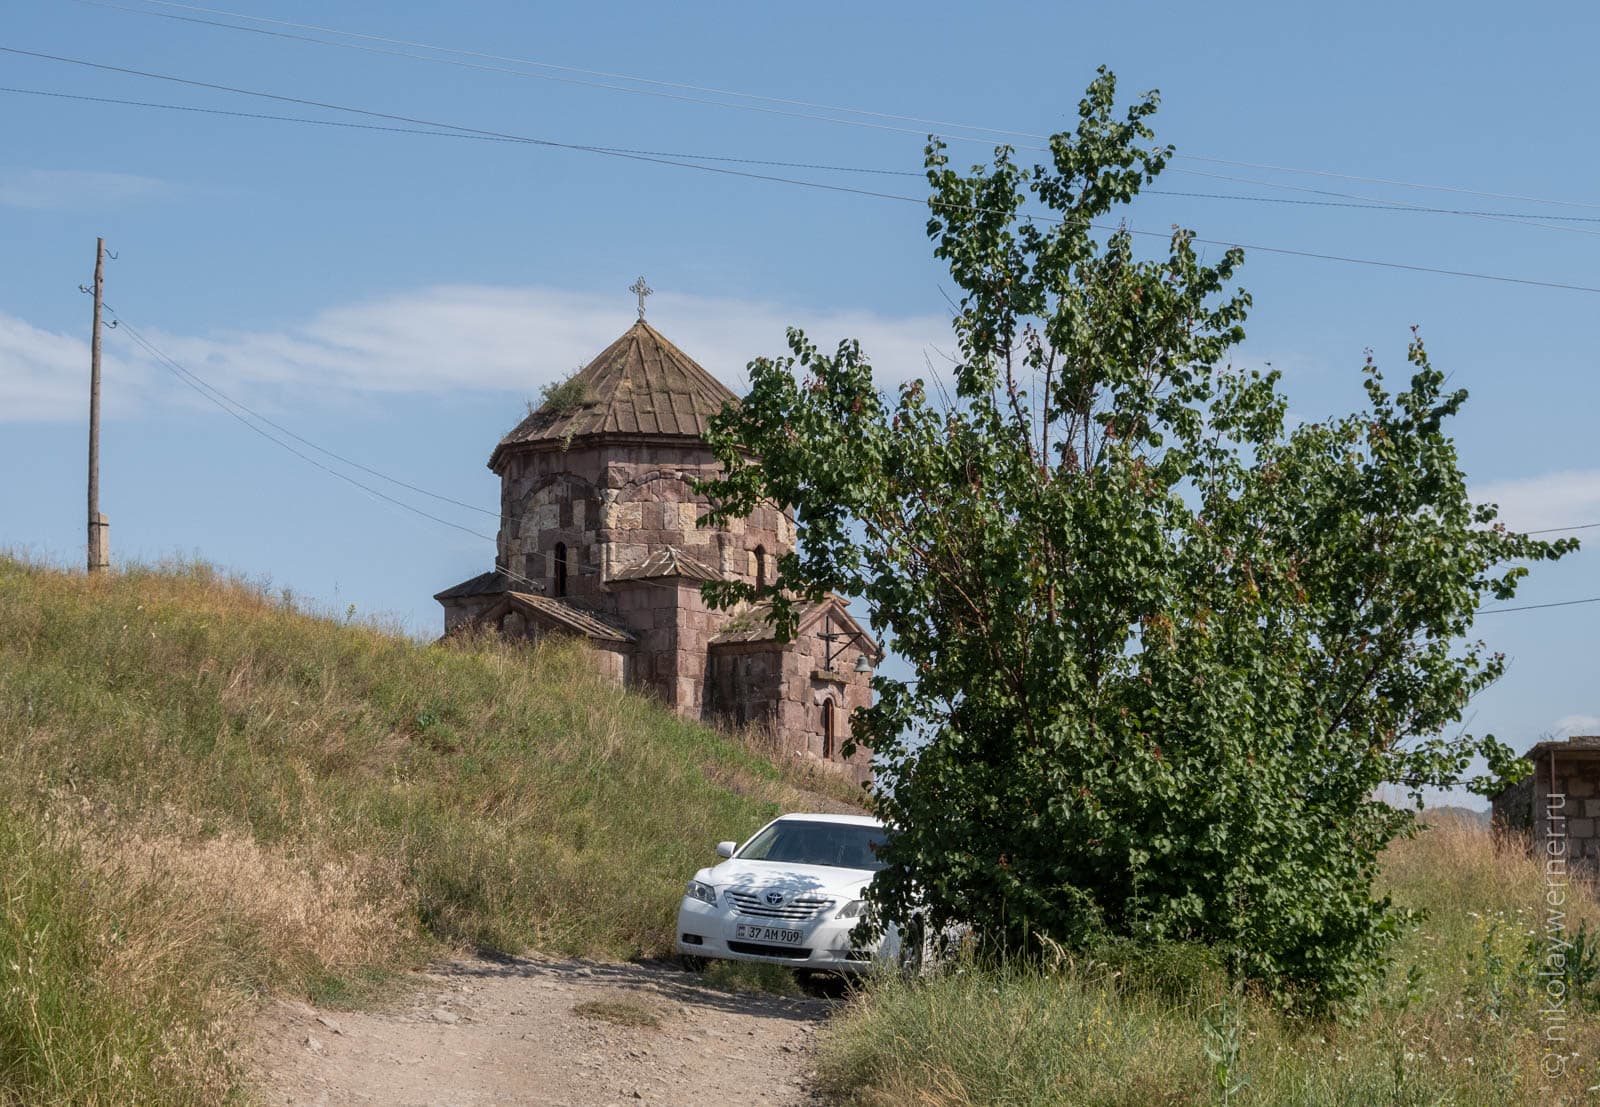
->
763;890;786;907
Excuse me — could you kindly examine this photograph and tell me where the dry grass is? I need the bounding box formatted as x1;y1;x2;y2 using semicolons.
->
0;555;854;1104
571;996;663;1029
700;958;806;997
818;818;1600;1106
718;721;871;814
0;819;241;1106
78;815;418;986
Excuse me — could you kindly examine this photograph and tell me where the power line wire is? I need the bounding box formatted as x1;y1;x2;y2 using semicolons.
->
1477;595;1600;614
92;0;1600;213
111;314;555;592
0;46;959;189
83;0;1600;242
0;86;928;176
108;310;498;540
1177;154;1600;213
1525;521;1600;535
12;77;1600;243
1142;186;1600;223
13;84;1600;233
73;0;978;142
110;316;499;516
99;0;1036;140
1166;166;1600;239
132;0;1588;247
7;48;1600;296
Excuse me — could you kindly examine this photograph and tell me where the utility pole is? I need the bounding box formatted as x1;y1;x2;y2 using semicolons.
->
86;236;109;574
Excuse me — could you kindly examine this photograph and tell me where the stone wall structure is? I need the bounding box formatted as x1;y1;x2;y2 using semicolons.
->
1492;735;1600;870
435;316;875;784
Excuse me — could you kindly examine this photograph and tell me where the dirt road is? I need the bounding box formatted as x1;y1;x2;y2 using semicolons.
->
252;955;832;1107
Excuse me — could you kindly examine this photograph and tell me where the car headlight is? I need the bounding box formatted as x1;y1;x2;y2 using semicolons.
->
685;880;718;906
836;899;866;919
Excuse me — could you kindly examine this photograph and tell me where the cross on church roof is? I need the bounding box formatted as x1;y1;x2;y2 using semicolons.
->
629;275;653;320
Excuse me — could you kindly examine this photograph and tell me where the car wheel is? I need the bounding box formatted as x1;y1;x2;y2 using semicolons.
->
677;953;707;972
798;970;849;998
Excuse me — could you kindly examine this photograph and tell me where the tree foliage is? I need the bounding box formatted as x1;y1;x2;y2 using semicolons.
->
699;68;1574;1010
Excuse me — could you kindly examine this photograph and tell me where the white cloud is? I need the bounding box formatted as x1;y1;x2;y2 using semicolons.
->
0;285;952;422
0;312;163;421
1551;715;1600;739
0;169;169;211
1473;470;1600;533
0;313;83;420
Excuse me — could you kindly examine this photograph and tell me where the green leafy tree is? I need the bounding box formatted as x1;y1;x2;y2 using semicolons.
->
698;68;1573;1010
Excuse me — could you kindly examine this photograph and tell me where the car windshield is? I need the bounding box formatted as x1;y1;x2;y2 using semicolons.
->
737;820;888;871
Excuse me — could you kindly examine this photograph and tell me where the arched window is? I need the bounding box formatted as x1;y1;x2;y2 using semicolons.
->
553;542;568;598
821;698;836;760
754;544;768;589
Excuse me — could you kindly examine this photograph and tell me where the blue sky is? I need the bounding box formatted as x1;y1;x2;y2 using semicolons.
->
3;1;1597;796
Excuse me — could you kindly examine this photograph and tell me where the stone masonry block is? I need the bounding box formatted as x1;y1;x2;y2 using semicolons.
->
675;677;701;712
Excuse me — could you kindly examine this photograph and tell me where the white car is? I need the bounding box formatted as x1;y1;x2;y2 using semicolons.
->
675;813;901;973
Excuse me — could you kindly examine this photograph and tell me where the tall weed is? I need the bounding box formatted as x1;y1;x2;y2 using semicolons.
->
817;820;1600;1106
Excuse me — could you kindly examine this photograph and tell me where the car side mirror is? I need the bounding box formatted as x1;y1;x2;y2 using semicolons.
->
715;841;736;859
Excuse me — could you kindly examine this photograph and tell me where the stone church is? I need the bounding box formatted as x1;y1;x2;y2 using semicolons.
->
434;302;877;783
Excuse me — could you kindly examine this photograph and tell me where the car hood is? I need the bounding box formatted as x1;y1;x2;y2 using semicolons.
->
697;858;875;901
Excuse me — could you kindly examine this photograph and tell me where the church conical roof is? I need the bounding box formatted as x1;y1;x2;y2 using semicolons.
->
490;319;738;470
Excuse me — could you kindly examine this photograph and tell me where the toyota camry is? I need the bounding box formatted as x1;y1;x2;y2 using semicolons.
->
675;813;901;973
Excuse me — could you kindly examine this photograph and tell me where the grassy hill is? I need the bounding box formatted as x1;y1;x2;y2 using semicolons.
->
0;557;857;1105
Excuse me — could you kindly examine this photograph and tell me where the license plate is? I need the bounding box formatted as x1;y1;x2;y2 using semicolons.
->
735;923;803;944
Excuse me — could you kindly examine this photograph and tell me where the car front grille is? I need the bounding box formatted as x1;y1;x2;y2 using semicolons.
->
725;890;835;920
727;940;812;959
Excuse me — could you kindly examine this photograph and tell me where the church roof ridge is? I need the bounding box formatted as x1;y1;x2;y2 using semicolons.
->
610;545;724;583
490;318;739;470
708;594;879;654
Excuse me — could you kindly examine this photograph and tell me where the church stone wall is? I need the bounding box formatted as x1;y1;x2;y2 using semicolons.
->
441;593;500;634
611;577;679;706
611;578;733;720
496;440;794;607
705;643;787;730
496;445;610;604
706;619;874;786
587;643;632;686
790;628;874;787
